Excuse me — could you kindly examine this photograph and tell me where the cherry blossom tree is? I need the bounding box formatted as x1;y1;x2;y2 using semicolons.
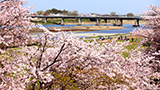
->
0;0;34;50
0;24;159;89
131;5;160;70
0;0;160;89
131;5;160;87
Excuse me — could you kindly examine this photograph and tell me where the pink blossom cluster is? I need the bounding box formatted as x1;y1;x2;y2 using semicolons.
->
131;5;160;52
131;5;160;70
1;25;159;89
0;0;160;89
131;5;160;88
0;0;34;50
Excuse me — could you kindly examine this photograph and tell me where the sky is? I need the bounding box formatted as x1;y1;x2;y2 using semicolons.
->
25;0;160;15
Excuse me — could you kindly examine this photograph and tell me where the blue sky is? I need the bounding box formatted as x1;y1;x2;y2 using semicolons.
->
25;0;160;15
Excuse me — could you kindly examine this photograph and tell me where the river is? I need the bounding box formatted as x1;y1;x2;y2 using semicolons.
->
43;24;141;33
30;24;142;37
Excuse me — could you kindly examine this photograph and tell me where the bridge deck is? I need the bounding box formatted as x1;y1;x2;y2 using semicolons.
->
29;15;143;20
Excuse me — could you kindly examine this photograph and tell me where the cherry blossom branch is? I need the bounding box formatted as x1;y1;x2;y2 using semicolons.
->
36;35;47;69
41;43;65;71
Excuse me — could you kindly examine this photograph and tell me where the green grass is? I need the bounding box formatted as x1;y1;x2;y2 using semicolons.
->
82;19;90;22
31;20;60;25
83;39;98;43
121;51;129;59
104;34;128;38
125;44;137;50
115;36;142;59
64;19;77;22
121;44;137;59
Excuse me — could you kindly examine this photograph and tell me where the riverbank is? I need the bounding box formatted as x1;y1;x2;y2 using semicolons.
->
73;33;118;37
29;26;125;33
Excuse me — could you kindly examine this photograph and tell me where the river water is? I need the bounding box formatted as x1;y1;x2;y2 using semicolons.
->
43;24;141;33
30;24;142;37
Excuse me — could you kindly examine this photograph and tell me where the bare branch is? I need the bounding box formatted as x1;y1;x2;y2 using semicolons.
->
41;43;65;71
36;35;47;69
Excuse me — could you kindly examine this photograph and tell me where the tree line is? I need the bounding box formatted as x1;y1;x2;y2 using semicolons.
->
36;8;135;16
36;8;78;16
109;12;134;16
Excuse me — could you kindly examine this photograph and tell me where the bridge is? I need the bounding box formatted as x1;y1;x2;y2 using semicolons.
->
29;15;144;27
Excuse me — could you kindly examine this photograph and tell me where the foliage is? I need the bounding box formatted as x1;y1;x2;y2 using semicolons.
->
131;5;160;61
69;10;78;16
36;10;44;15
1;25;159;89
127;13;134;16
110;12;117;16
37;8;78;16
44;10;50;15
0;0;34;50
131;5;160;85
0;1;160;90
49;8;68;15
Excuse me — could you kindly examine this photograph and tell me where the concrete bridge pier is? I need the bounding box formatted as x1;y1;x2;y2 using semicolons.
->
113;19;123;26
61;18;64;25
133;19;140;27
44;18;48;23
113;19;119;26
104;19;107;23
120;19;123;26
96;18;100;26
78;18;82;26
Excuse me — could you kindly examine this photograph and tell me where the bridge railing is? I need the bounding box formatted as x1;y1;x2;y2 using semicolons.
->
29;15;142;18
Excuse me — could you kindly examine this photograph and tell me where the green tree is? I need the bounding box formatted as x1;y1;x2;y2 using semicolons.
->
127;13;134;16
44;10;50;15
71;10;78;16
51;8;58;14
37;8;70;15
36;10;44;15
62;9;69;15
110;12;116;16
